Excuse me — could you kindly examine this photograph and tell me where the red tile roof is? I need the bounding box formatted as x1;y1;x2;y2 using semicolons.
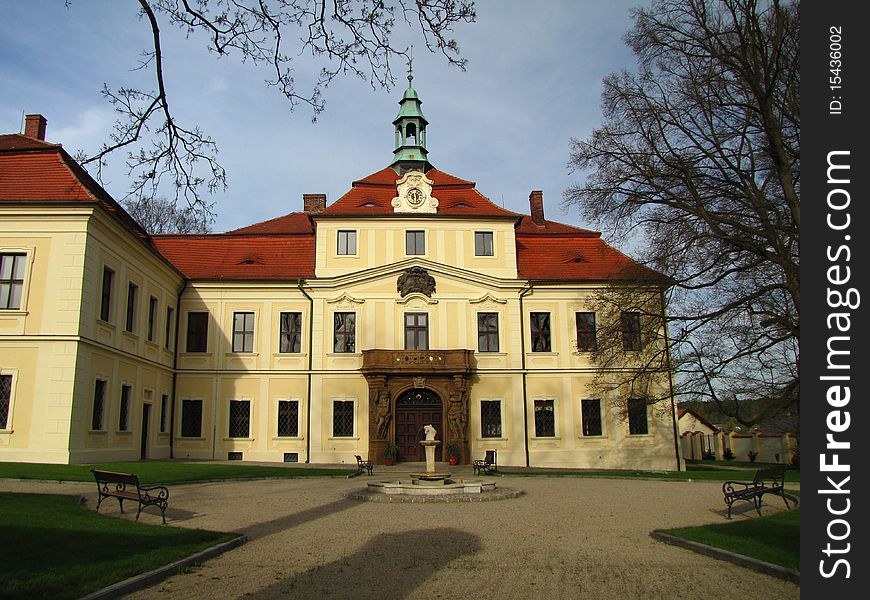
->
226;212;314;234
320;167;522;218
151;234;315;279
2;136;663;284
0;138;151;244
515;233;666;282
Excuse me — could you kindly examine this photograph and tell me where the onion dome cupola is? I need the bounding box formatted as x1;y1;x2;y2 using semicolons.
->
391;72;432;175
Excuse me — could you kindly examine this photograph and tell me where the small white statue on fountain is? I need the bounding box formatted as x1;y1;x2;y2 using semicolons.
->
423;424;437;441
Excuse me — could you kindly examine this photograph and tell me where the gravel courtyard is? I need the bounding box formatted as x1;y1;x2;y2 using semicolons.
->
2;472;799;599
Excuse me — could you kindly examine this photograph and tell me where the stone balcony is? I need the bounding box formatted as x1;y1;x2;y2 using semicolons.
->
361;349;475;375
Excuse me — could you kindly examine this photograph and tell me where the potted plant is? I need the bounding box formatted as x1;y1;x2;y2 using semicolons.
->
446;442;460;466
383;442;399;466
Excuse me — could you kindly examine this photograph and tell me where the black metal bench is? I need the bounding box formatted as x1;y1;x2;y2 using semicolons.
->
354;454;373;476
473;449;497;475
92;469;170;524
722;464;791;518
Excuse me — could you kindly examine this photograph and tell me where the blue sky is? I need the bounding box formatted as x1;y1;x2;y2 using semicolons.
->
0;0;645;232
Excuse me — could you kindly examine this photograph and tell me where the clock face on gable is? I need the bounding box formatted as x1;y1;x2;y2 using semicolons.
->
407;188;424;206
392;170;439;213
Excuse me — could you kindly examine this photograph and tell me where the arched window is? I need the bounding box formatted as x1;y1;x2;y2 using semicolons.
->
405;123;417;144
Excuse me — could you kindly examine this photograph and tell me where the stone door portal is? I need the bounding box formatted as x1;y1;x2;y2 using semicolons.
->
395;389;442;462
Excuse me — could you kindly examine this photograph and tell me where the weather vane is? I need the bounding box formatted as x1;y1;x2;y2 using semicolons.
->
407;45;414;83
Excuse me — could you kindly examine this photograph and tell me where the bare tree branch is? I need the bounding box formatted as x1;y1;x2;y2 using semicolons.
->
73;0;475;225
564;0;799;428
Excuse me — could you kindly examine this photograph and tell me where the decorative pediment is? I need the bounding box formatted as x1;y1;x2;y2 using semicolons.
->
396;292;438;307
326;292;366;309
391;170;439;214
469;293;507;307
397;267;436;298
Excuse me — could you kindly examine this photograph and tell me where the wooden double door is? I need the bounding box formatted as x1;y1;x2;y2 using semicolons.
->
394;389;442;462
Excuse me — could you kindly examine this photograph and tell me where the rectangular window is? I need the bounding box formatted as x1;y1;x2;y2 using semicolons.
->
279;312;302;353
0;374;12;429
232;312;255;353
119;384;131;431
627;398;649;435
404;312;429;350
181;399;203;437
147;296;158;342
530;312;551;352
159;394;168;433
333;400;354;437
575;312;597;352
581;399;603;436
92;379;106;431
534;399;555;437
125;282;138;332
621;311;642;351
333;312;356;353
165;307;174;349
228;400;251;438
337;230;357;255
278;400;299;437
474;231;494;256
0;253;26;310
100;267;114;322
480;400;502;438
477;313;499;352
406;230;425;255
186;312;209;352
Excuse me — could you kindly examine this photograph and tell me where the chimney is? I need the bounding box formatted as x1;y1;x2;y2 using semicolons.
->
303;193;326;213
529;190;545;225
24;114;47;141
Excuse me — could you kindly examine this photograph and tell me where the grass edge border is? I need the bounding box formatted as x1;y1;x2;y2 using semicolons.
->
649;530;799;584
78;530;247;600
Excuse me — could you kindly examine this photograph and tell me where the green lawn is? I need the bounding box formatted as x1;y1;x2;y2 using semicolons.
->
0;461;353;484
1;493;238;600
685;458;796;469
659;507;800;571
497;468;800;483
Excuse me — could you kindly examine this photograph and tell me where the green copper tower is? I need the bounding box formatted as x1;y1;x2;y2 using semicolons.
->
391;71;432;174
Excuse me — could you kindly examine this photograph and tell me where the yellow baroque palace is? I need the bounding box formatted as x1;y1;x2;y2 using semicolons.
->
0;83;682;469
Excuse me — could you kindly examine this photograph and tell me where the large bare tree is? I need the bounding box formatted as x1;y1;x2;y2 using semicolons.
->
73;0;475;232
564;0;799;428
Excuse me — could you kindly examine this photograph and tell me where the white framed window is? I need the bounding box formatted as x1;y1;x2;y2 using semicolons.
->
118;384;132;431
180;399;203;437
533;399;556;438
228;399;251;438
480;400;502;438
333;312;356;353
232;312;255;353
474;231;494;256
0;253;27;310
159;393;169;433
581;399;603;436
337;230;357;255
279;312;303;353
147;296;158;342
477;312;499;352
99;267;114;322
125;282;138;333
0;370;17;431
627;398;649;435
332;399;355;437
406;230;425;255
277;400;300;437
91;378;107;431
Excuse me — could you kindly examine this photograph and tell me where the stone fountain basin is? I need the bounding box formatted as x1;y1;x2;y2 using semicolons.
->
367;479;496;495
